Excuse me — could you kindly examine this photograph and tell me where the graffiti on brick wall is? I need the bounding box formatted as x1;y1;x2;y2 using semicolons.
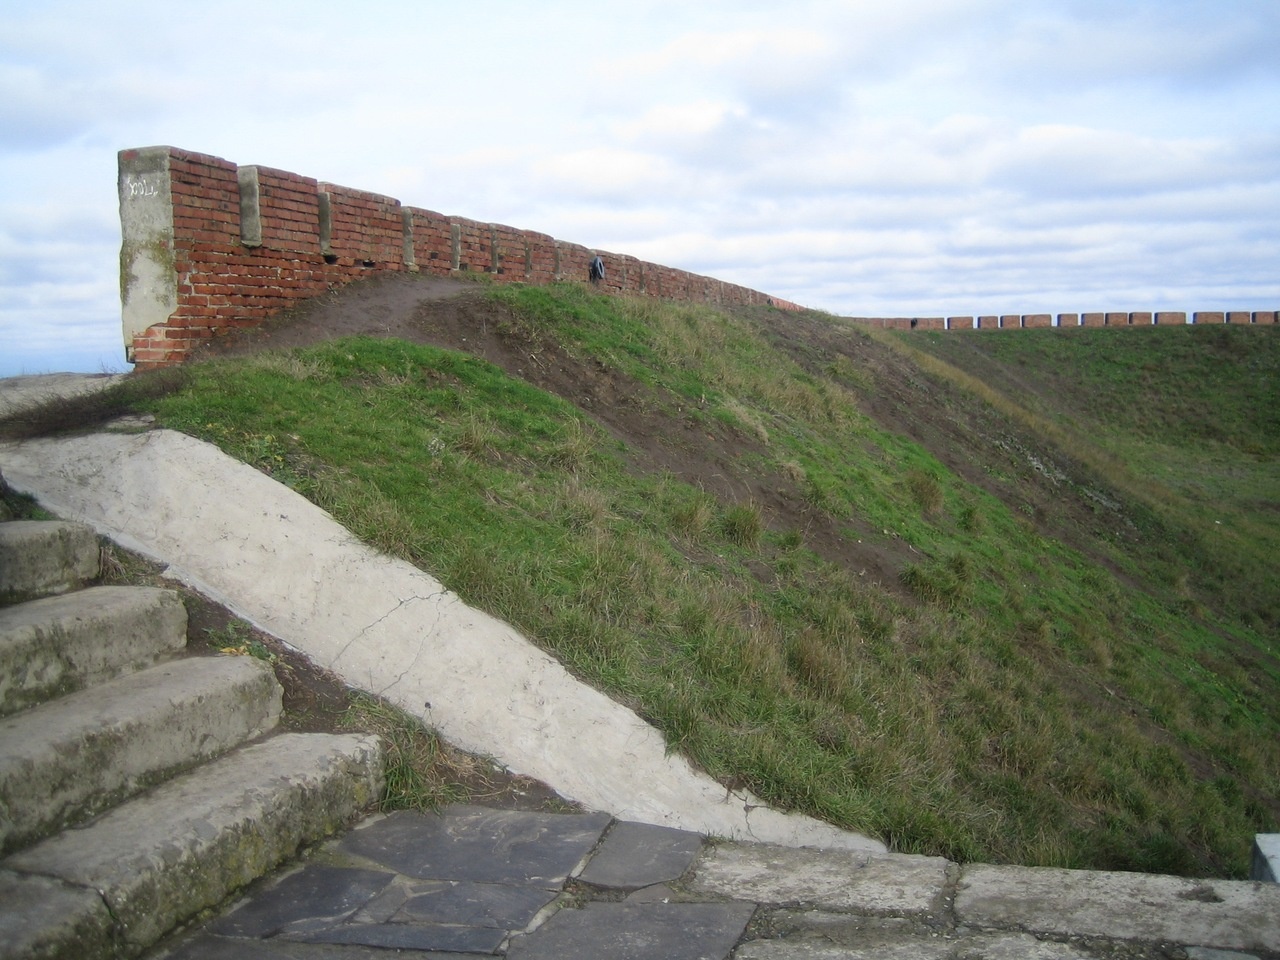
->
122;174;161;199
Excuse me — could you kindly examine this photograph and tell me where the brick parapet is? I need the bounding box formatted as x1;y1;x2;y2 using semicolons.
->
849;309;1274;333
118;145;809;367
319;182;404;269
118;146;1273;367
526;231;557;285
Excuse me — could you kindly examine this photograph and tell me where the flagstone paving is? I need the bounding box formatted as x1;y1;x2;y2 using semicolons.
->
148;803;1280;960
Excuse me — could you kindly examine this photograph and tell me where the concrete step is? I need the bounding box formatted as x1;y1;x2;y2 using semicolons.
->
0;731;384;960
0;655;283;856
0;585;188;718
0;520;100;602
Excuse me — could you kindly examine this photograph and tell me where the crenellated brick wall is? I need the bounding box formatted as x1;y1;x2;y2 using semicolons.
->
118;146;1276;368
118;146;803;368
859;309;1276;331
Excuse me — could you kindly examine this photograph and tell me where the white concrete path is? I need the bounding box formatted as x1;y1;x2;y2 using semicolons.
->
0;426;884;854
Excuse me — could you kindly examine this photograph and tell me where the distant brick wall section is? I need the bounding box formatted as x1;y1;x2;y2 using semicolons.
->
119;146;803;368
850;309;1276;333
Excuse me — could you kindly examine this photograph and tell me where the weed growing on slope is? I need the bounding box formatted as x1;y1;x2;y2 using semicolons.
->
341;693;472;812
721;501;764;548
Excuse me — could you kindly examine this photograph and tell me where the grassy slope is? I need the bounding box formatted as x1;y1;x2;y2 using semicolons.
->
896;323;1280;633
133;286;1278;878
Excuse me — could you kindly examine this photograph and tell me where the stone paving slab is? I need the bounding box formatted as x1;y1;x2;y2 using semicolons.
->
734;914;1108;959
155;805;613;959
577;819;704;889
0;372;124;417
164;937;475;958
734;929;1097;959
206;866;395;938
688;841;950;918
286;919;508;953
1254;835;1280;883
363;877;558;928
505;901;756;960
337;806;612;889
148;802;1280;960
955;864;1280;955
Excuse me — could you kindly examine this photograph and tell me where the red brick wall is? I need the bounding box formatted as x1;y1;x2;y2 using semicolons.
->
448;217;486;274
557;242;591;286
253;166;322;253
490;223;527;280
119;146;1275;367
406;207;452;275
119;146;810;367
320;183;404;268
526;231;557;285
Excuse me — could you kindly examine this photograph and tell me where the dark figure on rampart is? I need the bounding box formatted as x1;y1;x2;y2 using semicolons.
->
589;255;605;284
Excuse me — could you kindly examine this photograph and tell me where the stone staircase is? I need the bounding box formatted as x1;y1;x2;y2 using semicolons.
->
0;513;384;959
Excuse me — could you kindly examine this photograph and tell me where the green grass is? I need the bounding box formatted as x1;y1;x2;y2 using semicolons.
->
132;285;1280;877
340;692;474;812
895;323;1280;634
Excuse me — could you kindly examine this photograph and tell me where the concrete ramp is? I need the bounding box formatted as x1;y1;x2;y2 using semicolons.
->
0;429;884;854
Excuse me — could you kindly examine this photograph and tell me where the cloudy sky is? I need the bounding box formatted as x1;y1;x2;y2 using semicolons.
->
1;0;1277;375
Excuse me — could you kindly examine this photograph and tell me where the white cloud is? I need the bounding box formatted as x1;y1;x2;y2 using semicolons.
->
995;1;1280;90
616;101;748;145
0;0;1276;376
534;148;681;203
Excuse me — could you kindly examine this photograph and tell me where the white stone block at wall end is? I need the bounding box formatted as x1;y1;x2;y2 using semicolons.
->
117;147;177;357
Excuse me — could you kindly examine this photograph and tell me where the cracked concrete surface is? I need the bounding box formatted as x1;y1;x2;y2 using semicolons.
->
0;427;885;853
